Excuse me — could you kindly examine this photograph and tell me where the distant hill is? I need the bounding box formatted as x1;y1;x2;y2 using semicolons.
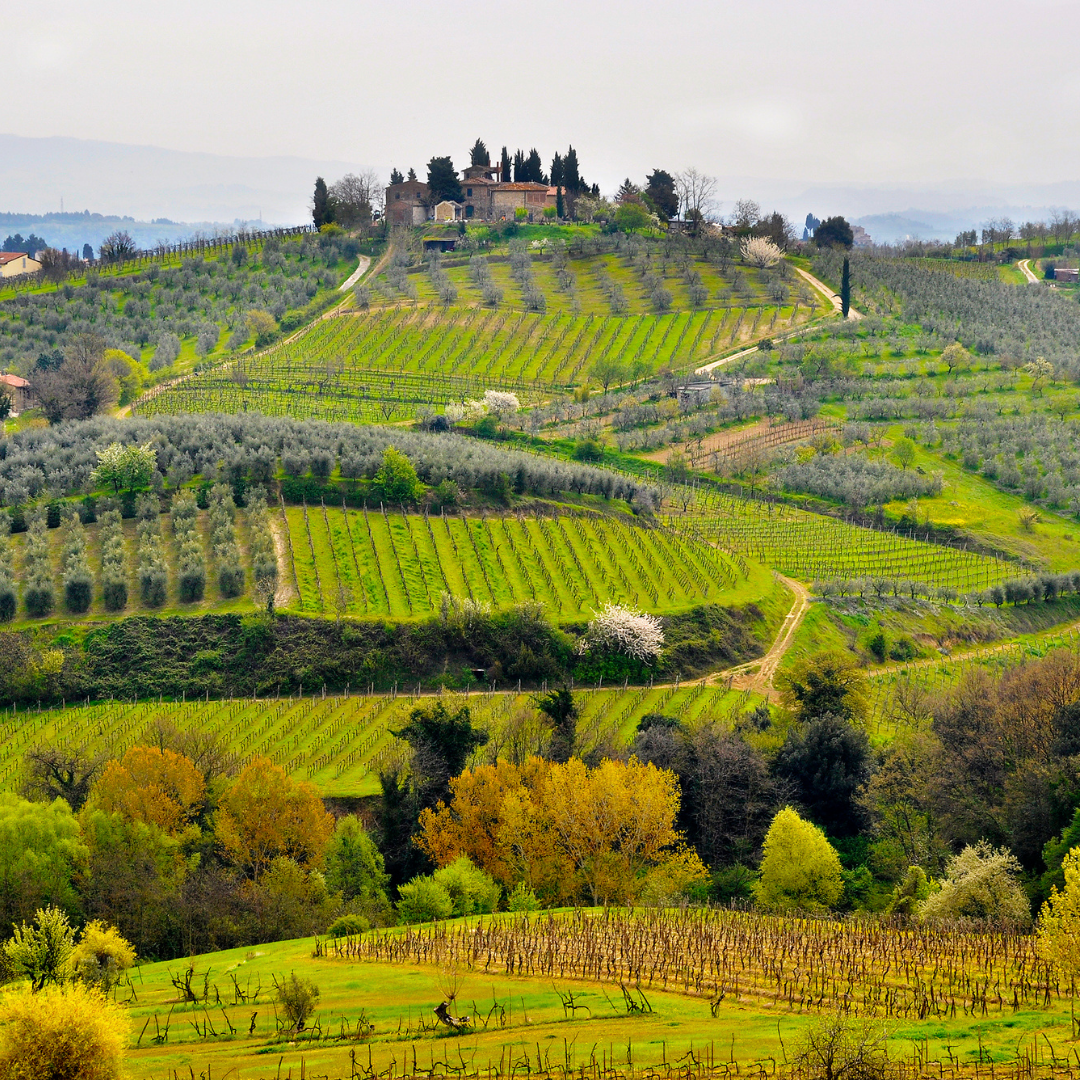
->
0;211;268;257
0;133;366;224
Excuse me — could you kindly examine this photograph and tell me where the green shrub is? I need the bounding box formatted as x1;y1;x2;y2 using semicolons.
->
0;582;15;622
326;913;370;938
64;574;92;614
506;882;540;912
396;877;453;923
432;857;500;916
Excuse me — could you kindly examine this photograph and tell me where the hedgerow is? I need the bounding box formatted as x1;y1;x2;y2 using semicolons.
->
0;415;657;511
61;513;92;614
135;495;167;607
22;508;54;617
172;489;205;603
209;484;244;598
777;454;942;506
98;506;127;611
247;486;278;596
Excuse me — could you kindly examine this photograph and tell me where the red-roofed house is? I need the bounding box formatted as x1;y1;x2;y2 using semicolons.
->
0;253;41;279
0;374;32;414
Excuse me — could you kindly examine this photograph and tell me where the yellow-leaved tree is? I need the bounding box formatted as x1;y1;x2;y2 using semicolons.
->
754;806;844;912
1038;846;1080;977
215;757;335;880
418;757;705;906
84;746;205;841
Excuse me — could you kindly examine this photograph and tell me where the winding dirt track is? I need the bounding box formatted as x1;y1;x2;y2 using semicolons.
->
1018;258;1039;284
708;574;811;696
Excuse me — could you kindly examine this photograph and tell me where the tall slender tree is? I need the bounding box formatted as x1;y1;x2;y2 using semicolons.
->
840;256;851;317
563;147;581;192
312;177;333;228
512;150;525;182
500;146;511;183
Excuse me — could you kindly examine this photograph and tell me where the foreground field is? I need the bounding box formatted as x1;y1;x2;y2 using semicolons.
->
118;912;1076;1080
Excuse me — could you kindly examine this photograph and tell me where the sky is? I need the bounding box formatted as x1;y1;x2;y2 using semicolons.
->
6;0;1080;226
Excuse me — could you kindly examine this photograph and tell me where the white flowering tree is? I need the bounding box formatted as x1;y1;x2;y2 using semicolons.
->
740;235;783;269
580;603;664;663
483;390;520;419
444;400;487;424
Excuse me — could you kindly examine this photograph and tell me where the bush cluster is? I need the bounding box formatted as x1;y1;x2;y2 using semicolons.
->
134;494;167;607
61;513;92;614
247;486;277;599
0;414;657;511
778;454;942;506
172;489;205;603
0;513;16;621
98;506;127;611
23;508;54;618
208;485;244;598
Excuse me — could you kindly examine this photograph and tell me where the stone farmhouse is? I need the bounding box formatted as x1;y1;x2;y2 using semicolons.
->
0;252;41;279
385;164;561;226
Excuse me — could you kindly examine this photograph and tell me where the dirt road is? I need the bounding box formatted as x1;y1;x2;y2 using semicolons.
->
793;266;862;320
710;574;811;696
1018;259;1039;284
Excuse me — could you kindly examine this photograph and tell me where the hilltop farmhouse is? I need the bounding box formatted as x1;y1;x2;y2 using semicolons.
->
386;163;562;226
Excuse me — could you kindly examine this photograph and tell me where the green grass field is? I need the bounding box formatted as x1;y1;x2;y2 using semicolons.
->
115;916;1079;1080
0;682;761;797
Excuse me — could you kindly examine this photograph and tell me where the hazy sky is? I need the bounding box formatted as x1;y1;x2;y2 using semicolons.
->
8;0;1080;196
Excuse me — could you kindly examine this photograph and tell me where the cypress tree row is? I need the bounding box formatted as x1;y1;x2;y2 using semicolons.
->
62;512;92;614
209;484;244;599
136;494;168;607
173;489;206;603
23;508;54;617
99;504;128;611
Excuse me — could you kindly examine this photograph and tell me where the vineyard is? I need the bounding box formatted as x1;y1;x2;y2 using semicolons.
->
281;504;759;618
337;906;1057;1021
0;682;758;797
137;301;814;422
670;493;1017;592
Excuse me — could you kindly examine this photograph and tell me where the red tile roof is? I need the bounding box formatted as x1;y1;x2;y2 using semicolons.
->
0;253;30;265
0;374;30;388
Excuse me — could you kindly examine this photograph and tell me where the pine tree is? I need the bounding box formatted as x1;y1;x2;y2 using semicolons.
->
389;168;404;186
407;167;417;182
500;147;511;183
840;256;851;317
426;158;462;203
523;149;546;184
312;177;333;228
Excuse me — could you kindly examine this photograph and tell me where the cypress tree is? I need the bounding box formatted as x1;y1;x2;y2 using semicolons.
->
312;177;333;228
840;256;851;317
500;146;511;183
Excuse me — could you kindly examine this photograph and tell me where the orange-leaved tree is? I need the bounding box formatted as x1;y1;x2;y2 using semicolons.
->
84;746;205;840
215;757;334;880
419;756;704;906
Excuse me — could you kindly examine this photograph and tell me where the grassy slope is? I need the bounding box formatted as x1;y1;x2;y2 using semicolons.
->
118;928;1075;1080
0;683;766;798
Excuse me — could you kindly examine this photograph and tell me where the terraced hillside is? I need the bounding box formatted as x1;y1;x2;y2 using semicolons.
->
137;242;831;423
